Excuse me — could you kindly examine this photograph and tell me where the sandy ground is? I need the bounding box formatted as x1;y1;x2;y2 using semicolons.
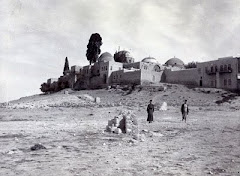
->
0;85;240;176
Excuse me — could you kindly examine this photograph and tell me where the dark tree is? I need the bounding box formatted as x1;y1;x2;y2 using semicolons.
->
185;61;197;69
63;57;70;75
86;33;102;65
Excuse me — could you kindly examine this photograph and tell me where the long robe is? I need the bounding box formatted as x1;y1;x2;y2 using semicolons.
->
181;103;189;120
147;104;154;122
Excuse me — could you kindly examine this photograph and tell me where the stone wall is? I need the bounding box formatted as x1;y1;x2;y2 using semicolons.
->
123;62;141;69
164;68;199;86
141;70;163;84
121;70;141;85
89;76;105;89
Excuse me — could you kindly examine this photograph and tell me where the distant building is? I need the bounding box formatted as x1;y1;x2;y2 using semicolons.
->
197;56;240;90
163;56;240;90
40;53;240;93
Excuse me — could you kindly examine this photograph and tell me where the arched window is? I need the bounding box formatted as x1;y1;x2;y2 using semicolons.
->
220;65;223;71
228;64;231;71
153;65;161;72
224;65;227;71
211;66;213;72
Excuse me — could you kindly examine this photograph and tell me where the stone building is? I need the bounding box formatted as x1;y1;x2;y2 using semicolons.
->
163;56;240;90
40;53;240;93
74;52;164;89
40;51;166;92
197;56;240;90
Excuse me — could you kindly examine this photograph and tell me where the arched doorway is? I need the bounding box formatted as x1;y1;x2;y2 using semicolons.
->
103;74;107;84
200;77;202;87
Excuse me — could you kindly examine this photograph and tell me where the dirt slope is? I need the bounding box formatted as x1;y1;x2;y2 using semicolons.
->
0;84;239;176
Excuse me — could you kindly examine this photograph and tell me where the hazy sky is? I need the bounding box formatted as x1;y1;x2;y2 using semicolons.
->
1;0;240;102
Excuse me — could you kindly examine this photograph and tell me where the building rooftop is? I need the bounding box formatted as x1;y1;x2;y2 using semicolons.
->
165;57;184;67
114;50;134;63
98;52;114;62
142;57;158;64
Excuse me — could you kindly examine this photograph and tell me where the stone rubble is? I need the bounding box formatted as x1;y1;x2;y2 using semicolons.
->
30;143;46;151
106;110;138;137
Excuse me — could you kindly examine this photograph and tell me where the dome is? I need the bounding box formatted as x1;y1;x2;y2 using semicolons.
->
142;57;158;64
114;50;135;63
98;52;114;62
165;57;184;67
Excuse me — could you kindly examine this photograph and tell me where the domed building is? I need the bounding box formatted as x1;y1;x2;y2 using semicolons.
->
98;52;114;62
142;57;158;64
114;50;134;63
165;57;184;68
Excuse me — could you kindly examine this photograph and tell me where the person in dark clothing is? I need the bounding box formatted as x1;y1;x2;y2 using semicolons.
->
147;100;154;123
181;100;189;122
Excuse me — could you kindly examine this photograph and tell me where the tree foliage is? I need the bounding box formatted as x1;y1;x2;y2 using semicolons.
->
185;61;197;69
63;57;70;75
86;33;102;65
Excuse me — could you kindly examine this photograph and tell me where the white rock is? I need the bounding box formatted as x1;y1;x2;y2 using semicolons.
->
114;128;122;134
209;171;213;175
160;102;168;111
149;131;164;137
126;129;132;133
111;127;117;133
139;134;146;142
7;150;15;155
95;97;101;103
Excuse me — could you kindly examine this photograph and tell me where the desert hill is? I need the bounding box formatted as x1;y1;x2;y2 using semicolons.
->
2;83;240;111
0;83;240;176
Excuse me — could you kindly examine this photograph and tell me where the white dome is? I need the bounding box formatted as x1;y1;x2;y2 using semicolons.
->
98;52;114;62
142;57;158;64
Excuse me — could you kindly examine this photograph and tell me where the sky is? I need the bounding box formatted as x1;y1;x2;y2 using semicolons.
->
1;0;240;102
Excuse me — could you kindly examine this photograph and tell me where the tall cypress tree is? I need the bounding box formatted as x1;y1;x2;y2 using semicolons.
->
86;33;102;65
63;57;70;75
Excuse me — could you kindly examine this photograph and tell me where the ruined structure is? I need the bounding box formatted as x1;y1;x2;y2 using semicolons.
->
40;54;240;93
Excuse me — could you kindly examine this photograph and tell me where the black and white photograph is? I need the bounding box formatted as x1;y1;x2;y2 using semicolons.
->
0;0;240;175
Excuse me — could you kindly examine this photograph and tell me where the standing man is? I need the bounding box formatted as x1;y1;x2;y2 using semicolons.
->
181;100;189;123
147;100;154;123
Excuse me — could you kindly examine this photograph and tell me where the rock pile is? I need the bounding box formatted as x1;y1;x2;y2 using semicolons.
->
106;116;122;134
106;110;138;136
30;143;46;151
